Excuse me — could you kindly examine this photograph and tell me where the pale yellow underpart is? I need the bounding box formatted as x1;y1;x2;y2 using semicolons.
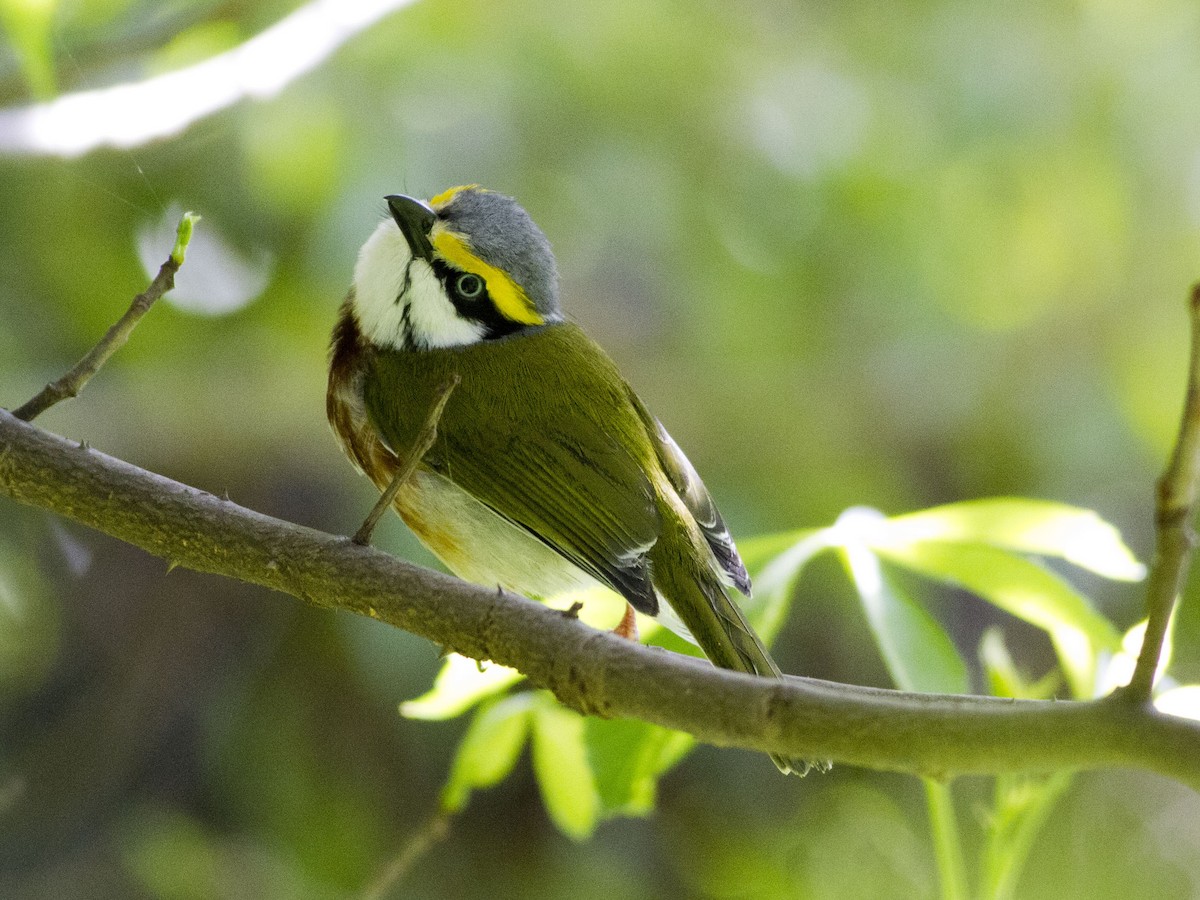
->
400;467;604;598
398;466;696;643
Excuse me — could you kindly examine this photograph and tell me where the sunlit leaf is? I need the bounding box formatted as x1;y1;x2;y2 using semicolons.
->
530;695;600;840
737;529;818;573
400;653;523;721
875;541;1120;697
979;628;1060;700
440;693;534;813
1156;686;1200;721
924;779;968;900
839;542;969;694
881;498;1145;581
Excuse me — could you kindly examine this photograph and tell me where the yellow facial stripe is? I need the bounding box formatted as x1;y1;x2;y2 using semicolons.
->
429;184;482;208
432;229;544;325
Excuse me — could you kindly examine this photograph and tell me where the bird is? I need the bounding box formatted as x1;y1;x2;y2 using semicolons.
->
327;184;813;775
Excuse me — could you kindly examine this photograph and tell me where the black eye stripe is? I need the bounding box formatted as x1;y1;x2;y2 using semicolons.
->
432;260;523;341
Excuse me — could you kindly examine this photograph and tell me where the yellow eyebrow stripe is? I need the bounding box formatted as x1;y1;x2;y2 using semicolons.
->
429;184;481;208
432;230;544;326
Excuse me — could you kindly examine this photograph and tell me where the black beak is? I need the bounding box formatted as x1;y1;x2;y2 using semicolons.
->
385;194;437;262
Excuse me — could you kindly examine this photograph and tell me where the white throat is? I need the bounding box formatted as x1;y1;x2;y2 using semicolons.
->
351;221;485;350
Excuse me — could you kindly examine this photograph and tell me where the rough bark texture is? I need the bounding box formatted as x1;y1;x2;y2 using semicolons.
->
3;408;1199;790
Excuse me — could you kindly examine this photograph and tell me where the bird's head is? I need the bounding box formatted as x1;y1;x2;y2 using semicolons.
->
351;185;561;350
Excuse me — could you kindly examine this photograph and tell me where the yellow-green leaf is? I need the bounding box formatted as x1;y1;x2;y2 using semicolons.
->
400;653;523;721
876;541;1120;697
440;693;534;813
749;528;835;644
881;498;1145;581
530;695;600;840
1156;686;1200;721
840;542;969;694
585;717;694;818
979;628;1060;700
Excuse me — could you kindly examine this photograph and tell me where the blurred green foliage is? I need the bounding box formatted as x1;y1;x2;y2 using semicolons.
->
3;0;1200;897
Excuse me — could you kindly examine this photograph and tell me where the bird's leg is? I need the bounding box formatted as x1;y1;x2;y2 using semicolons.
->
353;374;461;545
612;602;639;641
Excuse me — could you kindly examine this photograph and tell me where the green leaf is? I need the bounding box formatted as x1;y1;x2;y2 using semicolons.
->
924;779;969;900
530;695;600;840
874;541;1120;697
981;771;1075;900
1156;685;1200;721
440;693;534;813
737;528;819;573
748;528;836;644
839;542;970;694
978;628;1060;701
586;717;694;818
881;498;1145;581
400;653;524;721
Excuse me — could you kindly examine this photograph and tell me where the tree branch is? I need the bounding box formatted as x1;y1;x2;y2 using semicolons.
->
0;0;421;158
1125;283;1200;702
11;212;199;422
2;409;1199;791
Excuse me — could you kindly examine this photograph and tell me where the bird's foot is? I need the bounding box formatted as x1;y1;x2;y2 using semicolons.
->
611;603;639;641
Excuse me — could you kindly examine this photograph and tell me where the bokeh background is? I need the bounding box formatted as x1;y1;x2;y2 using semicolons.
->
2;0;1200;896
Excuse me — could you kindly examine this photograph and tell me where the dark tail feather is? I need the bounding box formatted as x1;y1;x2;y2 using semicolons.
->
658;557;829;776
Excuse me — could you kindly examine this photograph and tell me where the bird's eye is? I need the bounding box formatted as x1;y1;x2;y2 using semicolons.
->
455;273;484;298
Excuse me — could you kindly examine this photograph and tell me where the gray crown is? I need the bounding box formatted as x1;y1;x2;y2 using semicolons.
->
440;188;561;318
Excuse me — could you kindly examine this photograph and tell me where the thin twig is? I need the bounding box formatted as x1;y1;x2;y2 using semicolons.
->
361;810;451;900
1125;283;1200;702
11;212;199;422
352;374;461;545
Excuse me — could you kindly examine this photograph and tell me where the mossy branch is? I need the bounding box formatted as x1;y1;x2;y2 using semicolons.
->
2;409;1199;790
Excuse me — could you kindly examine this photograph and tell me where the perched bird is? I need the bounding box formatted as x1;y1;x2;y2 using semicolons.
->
328;185;810;774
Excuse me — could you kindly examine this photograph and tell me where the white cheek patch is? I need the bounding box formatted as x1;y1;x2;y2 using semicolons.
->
352;222;413;349
351;220;485;350
406;283;485;348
